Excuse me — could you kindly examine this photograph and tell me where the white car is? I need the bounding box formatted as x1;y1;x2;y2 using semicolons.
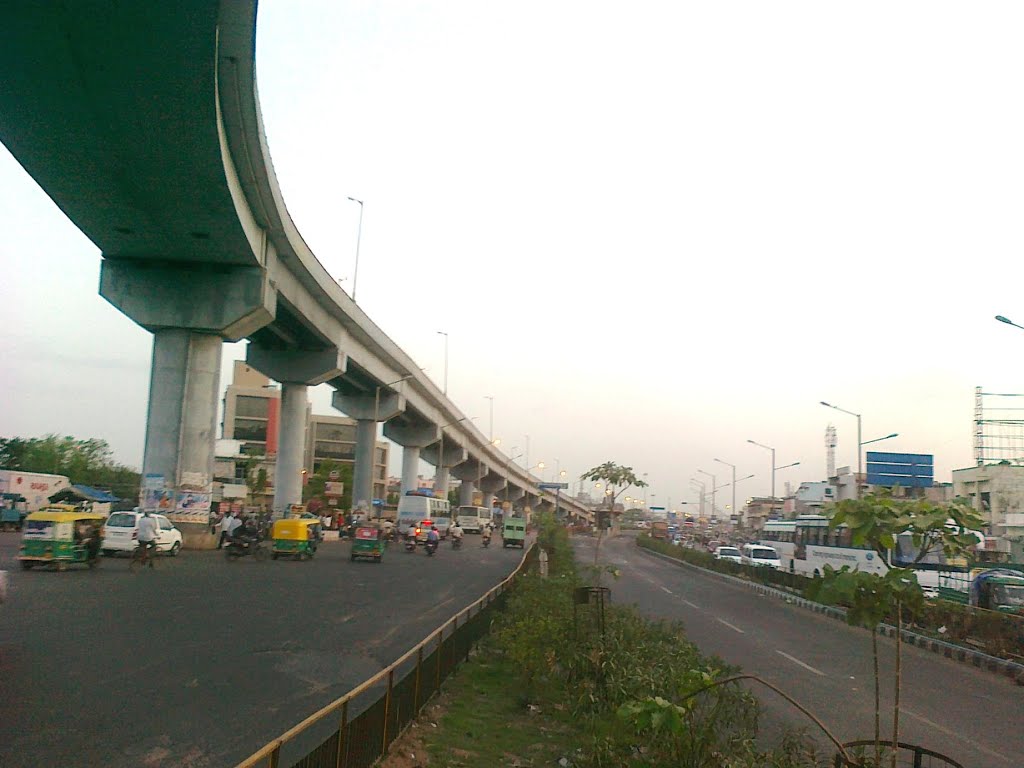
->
740;543;781;569
714;546;742;563
102;511;183;557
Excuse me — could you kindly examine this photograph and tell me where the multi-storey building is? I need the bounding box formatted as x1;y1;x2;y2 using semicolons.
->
220;362;390;506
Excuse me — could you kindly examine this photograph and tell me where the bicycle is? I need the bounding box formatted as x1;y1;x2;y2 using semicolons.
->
129;541;161;572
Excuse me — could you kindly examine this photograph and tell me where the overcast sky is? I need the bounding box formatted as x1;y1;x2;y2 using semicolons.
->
3;1;1024;512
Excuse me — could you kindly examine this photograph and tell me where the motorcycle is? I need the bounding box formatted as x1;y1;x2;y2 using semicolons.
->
452;536;463;550
224;535;268;561
404;534;417;552
424;539;438;557
482;534;491;548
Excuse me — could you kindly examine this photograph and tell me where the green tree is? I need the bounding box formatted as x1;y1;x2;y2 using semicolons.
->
580;461;647;575
241;456;268;508
302;461;353;512
0;434;141;501
807;494;984;766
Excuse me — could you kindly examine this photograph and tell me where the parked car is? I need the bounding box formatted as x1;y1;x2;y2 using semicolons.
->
102;511;183;556
713;545;742;563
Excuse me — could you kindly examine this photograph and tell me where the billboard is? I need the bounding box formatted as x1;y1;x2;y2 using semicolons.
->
865;452;933;489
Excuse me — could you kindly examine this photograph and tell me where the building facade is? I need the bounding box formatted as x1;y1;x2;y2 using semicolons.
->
952;463;1024;560
221;362;390;507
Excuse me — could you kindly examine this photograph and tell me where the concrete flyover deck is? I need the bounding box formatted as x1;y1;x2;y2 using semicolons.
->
0;532;528;768
0;2;589;522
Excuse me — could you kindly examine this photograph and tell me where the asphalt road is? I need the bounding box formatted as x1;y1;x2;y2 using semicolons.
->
0;531;528;768
580;534;1024;768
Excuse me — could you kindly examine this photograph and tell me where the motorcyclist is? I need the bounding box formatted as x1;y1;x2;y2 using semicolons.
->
232;515;259;549
481;522;493;545
449;522;464;545
426;524;440;549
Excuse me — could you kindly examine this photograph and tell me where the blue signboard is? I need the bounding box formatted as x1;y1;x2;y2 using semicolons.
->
865;452;933;488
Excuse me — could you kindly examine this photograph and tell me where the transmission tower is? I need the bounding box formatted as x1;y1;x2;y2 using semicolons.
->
825;424;837;478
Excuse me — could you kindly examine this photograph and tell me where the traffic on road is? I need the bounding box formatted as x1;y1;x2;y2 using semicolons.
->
583;533;1024;767
0;511;531;768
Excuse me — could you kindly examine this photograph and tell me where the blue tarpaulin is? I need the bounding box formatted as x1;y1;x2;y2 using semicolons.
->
49;484;121;503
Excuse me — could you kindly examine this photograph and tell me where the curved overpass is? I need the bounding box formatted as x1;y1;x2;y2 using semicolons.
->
0;2;591;524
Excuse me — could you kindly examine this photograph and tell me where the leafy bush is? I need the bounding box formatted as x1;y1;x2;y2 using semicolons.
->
490;516;827;766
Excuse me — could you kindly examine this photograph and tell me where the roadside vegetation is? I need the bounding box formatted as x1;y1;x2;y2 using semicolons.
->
0;433;141;499
402;513;831;768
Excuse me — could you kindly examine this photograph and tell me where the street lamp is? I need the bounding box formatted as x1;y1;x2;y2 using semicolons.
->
484;395;494;441
747;440;798;499
437;331;449;395
697;469;717;518
747;439;777;498
862;433;899;446
347;197;363;301
996;315;1024;331
689;478;706;517
714;458;737;532
503;452;523;500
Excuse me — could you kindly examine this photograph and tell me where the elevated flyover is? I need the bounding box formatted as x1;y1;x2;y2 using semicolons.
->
0;2;591;528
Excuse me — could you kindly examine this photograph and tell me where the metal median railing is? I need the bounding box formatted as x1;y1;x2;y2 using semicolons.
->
235;543;538;768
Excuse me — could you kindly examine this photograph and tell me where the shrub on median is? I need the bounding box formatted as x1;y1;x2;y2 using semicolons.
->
488;517;826;767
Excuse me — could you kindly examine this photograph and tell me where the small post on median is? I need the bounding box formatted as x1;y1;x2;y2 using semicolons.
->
539;548;549;578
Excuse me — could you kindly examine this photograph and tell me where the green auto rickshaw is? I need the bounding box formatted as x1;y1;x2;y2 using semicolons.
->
350;525;385;562
18;506;105;571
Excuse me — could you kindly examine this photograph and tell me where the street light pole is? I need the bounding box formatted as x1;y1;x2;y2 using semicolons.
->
485;395;494;441
747;439;777;498
697;469;716;518
437;331;449;395
714;458;736;529
347;197;363;301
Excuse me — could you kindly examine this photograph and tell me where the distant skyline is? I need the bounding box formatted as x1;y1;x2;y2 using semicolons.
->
4;1;1024;511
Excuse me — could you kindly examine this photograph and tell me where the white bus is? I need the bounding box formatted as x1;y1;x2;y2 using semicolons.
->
759;514;983;585
455;505;492;534
760;515;886;577
396;492;451;537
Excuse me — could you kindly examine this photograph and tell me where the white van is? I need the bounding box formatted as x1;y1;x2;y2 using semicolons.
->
455;505;491;534
396;493;451;537
741;543;781;569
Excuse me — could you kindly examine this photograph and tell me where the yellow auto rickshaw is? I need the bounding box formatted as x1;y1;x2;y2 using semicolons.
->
270;517;321;560
18;505;105;571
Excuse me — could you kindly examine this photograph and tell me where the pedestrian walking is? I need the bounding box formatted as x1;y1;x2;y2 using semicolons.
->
217;511;235;549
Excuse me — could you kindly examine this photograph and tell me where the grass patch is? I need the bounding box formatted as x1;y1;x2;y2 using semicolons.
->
417;645;581;767
385;516;830;768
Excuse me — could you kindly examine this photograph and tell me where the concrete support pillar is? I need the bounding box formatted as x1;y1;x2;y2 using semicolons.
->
142;329;221;547
353;418;377;512
401;446;421;496
334;390;407;516
384;421;440;496
459;480;475;506
435;466;450;497
273;383;308;515
484;493;495;508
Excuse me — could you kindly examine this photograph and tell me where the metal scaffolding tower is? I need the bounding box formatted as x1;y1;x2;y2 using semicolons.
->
974;386;1024;465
